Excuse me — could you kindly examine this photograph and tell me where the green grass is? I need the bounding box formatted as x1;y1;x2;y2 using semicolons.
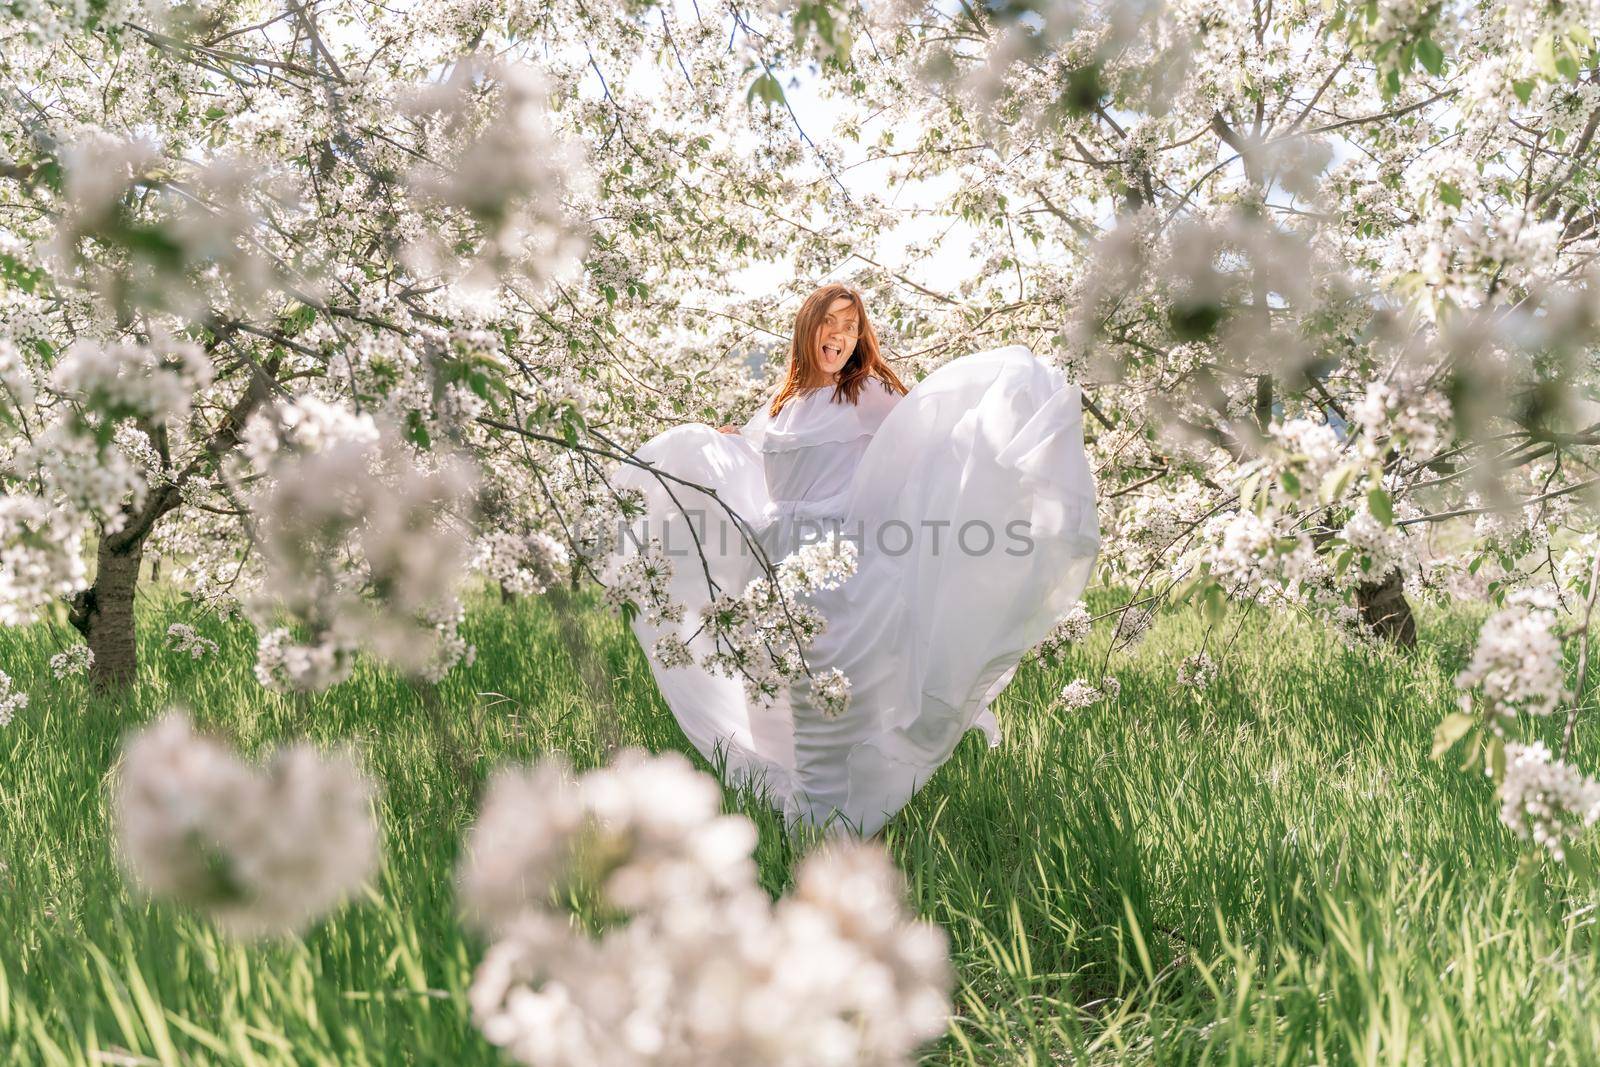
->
3;587;1600;1065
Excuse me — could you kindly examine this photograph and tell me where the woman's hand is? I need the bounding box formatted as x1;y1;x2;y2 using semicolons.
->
716;424;740;434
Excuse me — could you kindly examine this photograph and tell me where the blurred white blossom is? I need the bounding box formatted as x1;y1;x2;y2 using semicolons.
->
242;398;480;689
0;496;87;625
111;711;380;937
460;750;950;1066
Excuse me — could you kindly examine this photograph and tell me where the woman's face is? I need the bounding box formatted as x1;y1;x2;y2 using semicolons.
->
815;296;860;378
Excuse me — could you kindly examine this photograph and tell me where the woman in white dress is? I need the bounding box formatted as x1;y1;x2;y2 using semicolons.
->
606;284;1100;835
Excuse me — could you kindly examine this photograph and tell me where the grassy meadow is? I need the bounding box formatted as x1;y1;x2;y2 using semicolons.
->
3;587;1600;1065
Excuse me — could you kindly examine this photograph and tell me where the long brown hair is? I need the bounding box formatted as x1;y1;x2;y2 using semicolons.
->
768;284;908;416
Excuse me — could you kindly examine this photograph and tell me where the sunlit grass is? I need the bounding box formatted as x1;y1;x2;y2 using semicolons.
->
2;587;1598;1064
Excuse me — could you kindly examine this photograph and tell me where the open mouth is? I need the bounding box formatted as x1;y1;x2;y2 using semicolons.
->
822;342;842;360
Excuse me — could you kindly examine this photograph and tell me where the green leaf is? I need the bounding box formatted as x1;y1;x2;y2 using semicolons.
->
120;224;186;270
746;72;785;108
1320;462;1357;504
1513;79;1535;104
1437;181;1462;208
282;302;317;336
1416;37;1444;75
403;410;431;450
1567;840;1599;883
1169;573;1205;605
1430;712;1476;760
1238;470;1263;514
1367;487;1394;526
0;251;45;295
1534;34;1561;78
1485;734;1506;784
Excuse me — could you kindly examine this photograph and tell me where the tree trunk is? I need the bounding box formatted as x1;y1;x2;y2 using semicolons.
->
70;536;146;690
61;349;282;692
1355;568;1417;648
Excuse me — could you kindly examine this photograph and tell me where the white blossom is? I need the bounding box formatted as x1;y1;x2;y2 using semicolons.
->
776;536;859;596
1498;741;1600;862
50;334;213;427
111;711;380;937
242;399;480;689
1029;603;1092;663
49;644;93;679
0;496;87;625
0;670;28;726
1456;593;1568;726
810;667;852;719
254;626;359;694
401;59;587;288
1055;676;1119;710
1176;651;1218;690
165;623;219;660
479;529;571;597
460;750;950;1066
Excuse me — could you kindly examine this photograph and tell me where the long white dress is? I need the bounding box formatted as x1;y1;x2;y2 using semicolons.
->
606;344;1100;834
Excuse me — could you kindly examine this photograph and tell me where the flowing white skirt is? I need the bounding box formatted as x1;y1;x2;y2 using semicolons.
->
605;345;1100;834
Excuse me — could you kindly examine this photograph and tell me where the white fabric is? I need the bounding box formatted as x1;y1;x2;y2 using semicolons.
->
605;344;1100;835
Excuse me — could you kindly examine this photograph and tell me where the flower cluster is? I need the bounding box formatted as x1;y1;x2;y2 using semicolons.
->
402;59;587;288
254;626;359;694
1113;606;1154;649
478;529;571;597
48;132;280;316
1029;603;1092;664
0;496;87;626
1455;588;1568;728
1351;369;1452;461
0;669;28;726
50;334;214;428
165;623;219;660
1497;741;1600;862
459;749;951;1066
1176;651;1218;690
777;535;859;596
1268;418;1343;495
1339;500;1414;583
241;398;480;690
603;537;685;628
810;667;853;719
1055;675;1121;710
49;644;93;679
111;711;380;937
615;533;862;709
